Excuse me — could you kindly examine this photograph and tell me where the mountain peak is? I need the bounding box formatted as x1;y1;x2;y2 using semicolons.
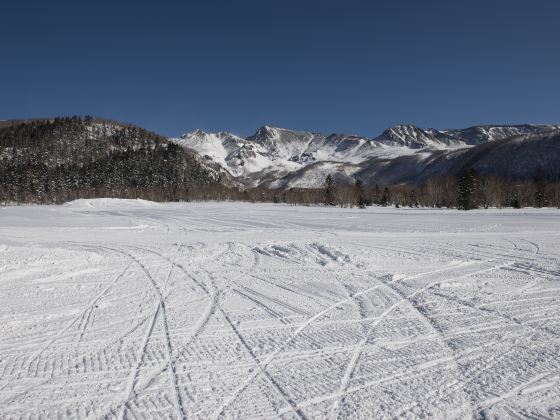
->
181;128;207;139
258;125;277;134
391;124;418;130
374;124;435;148
248;125;281;142
384;124;424;135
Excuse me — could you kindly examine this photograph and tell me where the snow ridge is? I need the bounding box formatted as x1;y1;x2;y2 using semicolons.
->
171;124;560;187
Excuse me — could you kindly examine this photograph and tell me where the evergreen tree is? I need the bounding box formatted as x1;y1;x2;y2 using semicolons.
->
324;174;336;206
409;189;419;207
380;187;391;206
533;166;547;208
457;167;482;210
373;184;381;204
355;179;367;208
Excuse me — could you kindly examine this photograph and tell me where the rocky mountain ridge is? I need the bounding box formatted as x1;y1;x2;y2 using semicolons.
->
173;123;560;187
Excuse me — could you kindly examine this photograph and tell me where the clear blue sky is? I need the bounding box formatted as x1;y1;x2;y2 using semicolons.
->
2;0;559;137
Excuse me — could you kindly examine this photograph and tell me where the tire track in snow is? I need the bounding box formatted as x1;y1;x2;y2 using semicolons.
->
216;294;307;420
395;329;537;419
232;288;285;319
278;329;537;417
326;260;474;400
392;266;559;417
128;242;303;419
315;270;371;419
476;370;560;416
277;354;458;416
211;284;387;417
523;239;540;256
438;240;553;278
317;260;510;417
303;243;403;419
117;246;187;420
118;300;161;420
16;261;131;381
328;261;497;418
400;239;560;301
162;243;183;294
107;243;229;414
112;243;241;404
211;259;482;418
90;245;186;420
429;288;560;339
388;239;547;273
2;248;146;404
329;336;367;420
406;286;560;415
76;262;132;347
247;271;327;306
374;278;476;415
376;261;517;418
105;242;289;418
0;307;152;407
237;285;311;316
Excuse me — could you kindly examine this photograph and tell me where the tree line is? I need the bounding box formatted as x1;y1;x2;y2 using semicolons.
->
315;168;560;210
225;168;560;210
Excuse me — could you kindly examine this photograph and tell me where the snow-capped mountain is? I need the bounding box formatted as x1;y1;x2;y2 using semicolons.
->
372;124;558;148
356;129;560;185
172;125;417;185
172;124;560;187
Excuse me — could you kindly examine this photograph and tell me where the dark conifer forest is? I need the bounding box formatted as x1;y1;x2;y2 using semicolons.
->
0;117;222;203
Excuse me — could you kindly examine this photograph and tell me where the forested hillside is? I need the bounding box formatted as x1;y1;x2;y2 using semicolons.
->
0;117;222;203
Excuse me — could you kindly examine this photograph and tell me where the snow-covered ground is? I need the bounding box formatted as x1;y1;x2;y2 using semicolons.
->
1;200;559;419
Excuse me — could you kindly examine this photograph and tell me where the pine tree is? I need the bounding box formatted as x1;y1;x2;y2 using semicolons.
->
324;174;336;206
457;167;482;210
409;189;419;207
380;187;391;206
533;166;547;208
355;179;367;208
373;184;381;204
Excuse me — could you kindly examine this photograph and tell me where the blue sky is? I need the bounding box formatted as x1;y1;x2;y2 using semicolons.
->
2;0;559;137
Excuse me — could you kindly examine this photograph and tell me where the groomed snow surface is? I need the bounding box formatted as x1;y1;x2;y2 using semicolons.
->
1;200;559;419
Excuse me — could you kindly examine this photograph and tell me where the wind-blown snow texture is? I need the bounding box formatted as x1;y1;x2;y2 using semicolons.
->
172;124;560;187
1;200;560;418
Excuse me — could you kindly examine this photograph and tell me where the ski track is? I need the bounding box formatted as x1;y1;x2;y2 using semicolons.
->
1;201;559;419
76;262;132;347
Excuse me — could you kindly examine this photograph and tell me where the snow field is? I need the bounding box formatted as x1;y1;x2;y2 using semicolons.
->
0;201;559;418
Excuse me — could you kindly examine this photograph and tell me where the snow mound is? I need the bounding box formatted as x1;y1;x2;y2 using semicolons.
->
64;198;159;209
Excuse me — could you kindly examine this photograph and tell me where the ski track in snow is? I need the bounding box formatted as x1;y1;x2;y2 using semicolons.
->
0;200;559;419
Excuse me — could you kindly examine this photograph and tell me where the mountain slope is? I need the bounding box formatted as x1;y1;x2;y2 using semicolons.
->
356;129;560;185
172;123;560;187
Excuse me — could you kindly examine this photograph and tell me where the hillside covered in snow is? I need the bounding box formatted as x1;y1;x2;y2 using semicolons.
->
172;124;560;188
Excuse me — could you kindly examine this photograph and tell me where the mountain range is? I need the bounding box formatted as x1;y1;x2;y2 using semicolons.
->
172;124;560;188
